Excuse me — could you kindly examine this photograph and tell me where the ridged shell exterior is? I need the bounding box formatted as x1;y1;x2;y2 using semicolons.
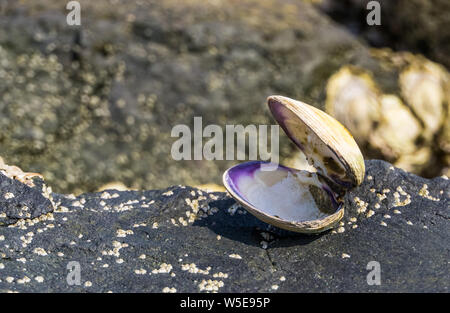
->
268;95;365;188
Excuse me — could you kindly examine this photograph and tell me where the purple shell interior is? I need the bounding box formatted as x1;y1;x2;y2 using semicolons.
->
268;98;305;151
224;161;288;202
224;161;342;211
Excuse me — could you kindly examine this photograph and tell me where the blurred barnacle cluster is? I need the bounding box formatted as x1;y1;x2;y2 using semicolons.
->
325;50;449;177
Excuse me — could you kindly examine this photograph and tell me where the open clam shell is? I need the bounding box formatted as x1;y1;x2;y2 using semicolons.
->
223;95;365;233
223;161;344;233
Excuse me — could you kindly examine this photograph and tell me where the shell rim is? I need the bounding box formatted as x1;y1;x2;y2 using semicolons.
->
222;161;344;233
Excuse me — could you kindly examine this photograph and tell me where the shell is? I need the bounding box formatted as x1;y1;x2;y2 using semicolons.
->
399;61;446;138
222;95;365;233
268;95;365;188
370;94;422;159
325;66;381;148
223;161;343;233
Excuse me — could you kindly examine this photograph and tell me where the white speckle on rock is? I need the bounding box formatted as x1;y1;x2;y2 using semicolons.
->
213;272;229;279
198;279;224;292
354;197;369;213
116;229;134;238
4;192;14;199
181;263;209;275
260;241;268;249
393;190;411;207
152;263;173;274
33;247;48;256
17;276;31;284
418;184;440;201
162;287;177;293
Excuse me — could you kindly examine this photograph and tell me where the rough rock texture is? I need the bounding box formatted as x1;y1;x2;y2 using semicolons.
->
0;160;448;292
1;0;448;194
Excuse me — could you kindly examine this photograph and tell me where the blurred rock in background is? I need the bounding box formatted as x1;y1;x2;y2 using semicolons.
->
0;0;448;194
318;0;450;68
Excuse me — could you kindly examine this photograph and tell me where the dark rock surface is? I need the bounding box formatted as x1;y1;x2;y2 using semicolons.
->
0;175;53;226
0;160;448;292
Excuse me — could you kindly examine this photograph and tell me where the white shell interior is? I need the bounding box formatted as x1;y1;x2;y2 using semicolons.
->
234;167;329;222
